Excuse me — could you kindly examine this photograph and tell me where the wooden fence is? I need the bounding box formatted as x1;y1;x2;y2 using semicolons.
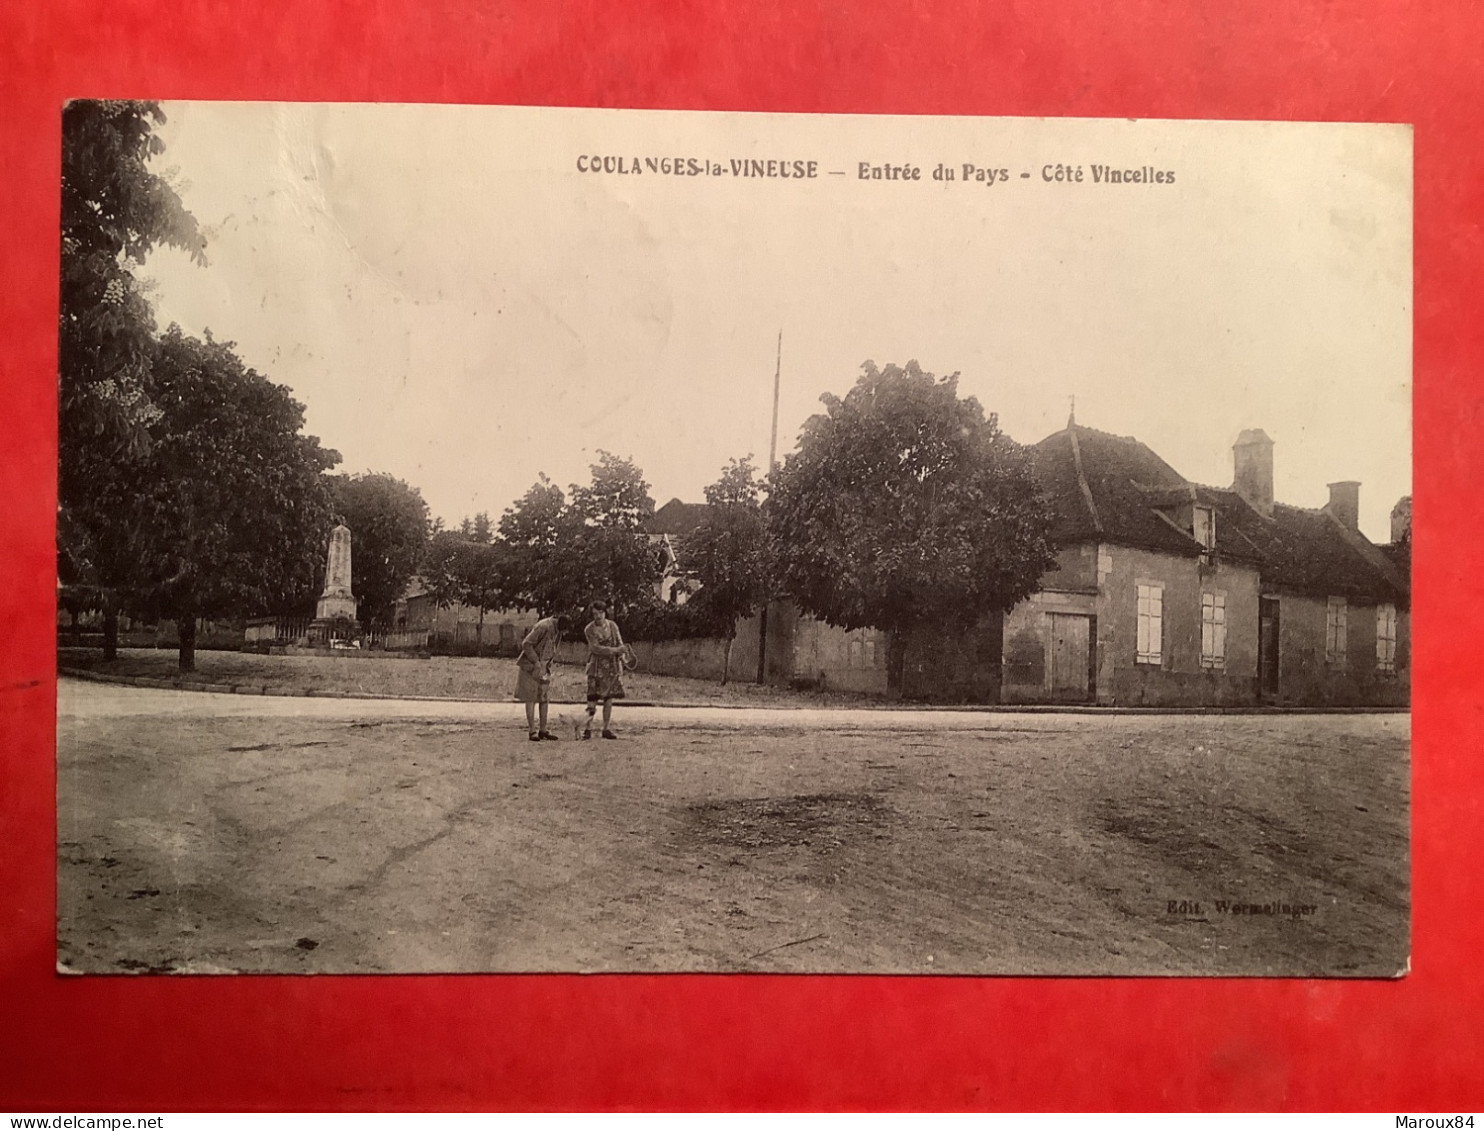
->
243;616;430;651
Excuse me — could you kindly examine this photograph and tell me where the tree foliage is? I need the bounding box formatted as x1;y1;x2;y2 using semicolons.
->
567;451;664;613
569;451;654;529
681;456;769;682
327;472;431;626
422;530;467;611
766;360;1055;688
123;327;341;668
493;476;575;616
458;511;494;542
59;100;206;471
422;530;505;647
494;454;663;618
58;100;207;653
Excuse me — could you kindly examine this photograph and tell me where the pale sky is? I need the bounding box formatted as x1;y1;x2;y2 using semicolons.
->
142;104;1411;542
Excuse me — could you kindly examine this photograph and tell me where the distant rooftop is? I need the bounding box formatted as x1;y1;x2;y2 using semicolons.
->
643;498;712;537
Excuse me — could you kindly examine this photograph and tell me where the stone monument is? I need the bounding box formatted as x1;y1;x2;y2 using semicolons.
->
308;519;357;644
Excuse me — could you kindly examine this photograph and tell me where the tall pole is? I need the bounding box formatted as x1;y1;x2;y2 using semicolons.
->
768;329;782;473
759;330;781;685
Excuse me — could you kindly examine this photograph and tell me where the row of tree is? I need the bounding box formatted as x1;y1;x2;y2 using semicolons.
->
59;102;332;669
422;453;661;642
58;102;1059;690
58;102;442;668
414;357;1060;692
412;453;765;678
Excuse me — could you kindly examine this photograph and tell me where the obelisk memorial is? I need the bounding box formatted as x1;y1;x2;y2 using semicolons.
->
308;520;357;642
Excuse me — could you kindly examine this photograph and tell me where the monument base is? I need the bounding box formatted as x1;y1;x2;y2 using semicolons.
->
316;593;357;621
307;614;360;646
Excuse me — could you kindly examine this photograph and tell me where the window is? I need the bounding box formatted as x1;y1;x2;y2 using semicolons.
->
1376;603;1397;672
1136;583;1163;664
1193;505;1216;551
1201;592;1226;669
1326;596;1348;665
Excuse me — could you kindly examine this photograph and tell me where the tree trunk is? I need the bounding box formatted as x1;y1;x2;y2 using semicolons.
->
476;608;485;654
178;612;197;672
101;597;119;662
885;631;907;699
722;630;734;686
756;605;768;684
69;608;81;645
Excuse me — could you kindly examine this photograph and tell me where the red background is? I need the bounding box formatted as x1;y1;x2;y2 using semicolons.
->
2;0;1480;1111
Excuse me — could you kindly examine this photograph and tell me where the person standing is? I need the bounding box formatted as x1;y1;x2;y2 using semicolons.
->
515;613;565;742
582;601;628;740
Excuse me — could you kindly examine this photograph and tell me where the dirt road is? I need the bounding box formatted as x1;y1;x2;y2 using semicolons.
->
56;680;1410;976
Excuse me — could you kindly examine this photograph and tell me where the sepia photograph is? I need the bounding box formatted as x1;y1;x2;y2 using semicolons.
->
55;102;1411;976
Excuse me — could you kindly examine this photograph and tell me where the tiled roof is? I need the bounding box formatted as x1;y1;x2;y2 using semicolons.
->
1033;423;1408;604
1032;425;1202;556
1379;540;1411;590
643;498;712;536
1190;486;1407;603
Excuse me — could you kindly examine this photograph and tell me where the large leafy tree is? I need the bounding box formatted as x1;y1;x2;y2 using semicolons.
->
421;530;466;612
766;360;1055;692
327;472;431;626
567;451;664;615
123;327;341;670
569;451;654;529
494;456;663;618
682;456;769;684
423;525;506;649
58;100;206;655
495;476;577;616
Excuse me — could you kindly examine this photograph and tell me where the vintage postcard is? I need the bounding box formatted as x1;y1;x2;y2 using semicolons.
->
56;103;1410;975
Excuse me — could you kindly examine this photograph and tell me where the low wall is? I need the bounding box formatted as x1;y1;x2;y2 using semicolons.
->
544;611;887;691
58;630;179;650
275;645;428;660
59;620;247;651
555;632;757;683
785;616;890;695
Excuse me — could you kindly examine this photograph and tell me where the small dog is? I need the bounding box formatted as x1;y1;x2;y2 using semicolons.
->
547;710;585;741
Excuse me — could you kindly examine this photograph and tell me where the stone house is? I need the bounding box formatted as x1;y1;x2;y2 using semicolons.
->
903;421;1410;706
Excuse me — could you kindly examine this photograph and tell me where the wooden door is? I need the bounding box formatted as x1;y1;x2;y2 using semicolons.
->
1048;613;1091;698
1258;597;1280;698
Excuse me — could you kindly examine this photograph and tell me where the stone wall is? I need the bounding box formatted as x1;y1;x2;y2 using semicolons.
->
131;619;247;651
554;613;764;683
784;615;890;694
1001;588;1100;703
1270;593;1409;707
1095;545;1262;707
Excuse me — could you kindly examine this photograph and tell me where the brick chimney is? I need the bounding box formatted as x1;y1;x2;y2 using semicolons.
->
1232;429;1274;518
1390;495;1412;543
1327;481;1361;532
